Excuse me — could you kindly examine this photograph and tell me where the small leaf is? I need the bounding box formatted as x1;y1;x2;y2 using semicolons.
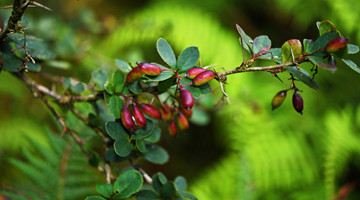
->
256;48;281;60
157;75;175;92
342;59;360;73
236;24;253;53
114;137;132;157
105;147;129;162
71;83;85;94
285;66;320;90
157;38;176;68
307;53;337;71
145;64;175;82
136;139;148;153
105;81;114;95
308;31;340;54
131;120;154;139
112;71;125;93
128;81;142;94
281;39;302;63
303;39;313;54
239;38;251;55
179;191;198;200
27;62;41;72
142;144;169;164
316;20;339;36
115;59;132;73
174;176;187;192
113;170;143;199
144;127;161;143
198;83;212;95
159;182;176;200
105;121;128;140
152;173;164;193
184;85;201;98
136;190;159;200
177;46;200;71
1;52;22;72
109;96;124;119
96;184;113;198
85;196;107;200
92;70;108;90
348;44;359;54
252;35;271;56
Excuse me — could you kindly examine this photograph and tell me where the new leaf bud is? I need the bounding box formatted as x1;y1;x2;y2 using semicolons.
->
292;91;304;114
126;67;143;83
186;67;207;79
137;62;161;76
325;37;348;53
180;89;194;110
140;104;161;120
121;106;136;132
193;70;216;86
271;90;287;110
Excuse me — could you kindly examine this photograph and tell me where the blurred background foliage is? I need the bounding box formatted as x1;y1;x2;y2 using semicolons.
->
1;0;360;199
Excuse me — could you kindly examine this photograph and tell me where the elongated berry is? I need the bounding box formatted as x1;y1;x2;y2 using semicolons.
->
160;104;172;121
179;106;193;118
121;106;136;132
137;62;161;76
186;67;207;79
140;104;161;120
131;104;147;127
271;90;287;110
126;67;143;83
180;89;194;110
169;120;177;137
325;37;348;53
292;91;304;114
193;70;216;86
177;113;189;130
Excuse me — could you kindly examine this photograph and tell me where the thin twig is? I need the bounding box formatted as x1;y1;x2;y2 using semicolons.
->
129;158;153;184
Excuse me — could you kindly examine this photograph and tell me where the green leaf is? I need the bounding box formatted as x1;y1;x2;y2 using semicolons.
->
112;70;125;93
303;39;313;54
174;176;187;192
71;83;85;94
307;53;337;71
105;81;114;95
96;184;113;198
64;78;72;89
113;169;143;199
85;196;107;200
236;24;253;54
256;48;281;60
177;46;200;71
145;64;175;82
342;59;360;73
132;120;154;140
158;173;168;184
348;44;359;54
105;121;128;140
1;52;22;72
239;38;251;55
179;191;198;200
198;83;212;95
142;144;169;164
136;190;159;200
136;139;148;153
281;40;302;63
27;62;41;72
109;96;124;119
105;147;129;162
152;173;164;193
185;85;201;98
92;70;107;90
115;59;132;73
157;38;176;68
285;66;320;90
158;75;175;92
129;81;143;94
159;182;176;199
316;20;339;36
252;35;271;56
308;31;340;54
114;137;132;157
144;127;161;143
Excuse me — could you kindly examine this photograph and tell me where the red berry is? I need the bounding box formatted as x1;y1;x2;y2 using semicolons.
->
168;120;177;137
186;67;207;79
126;67;143;83
325;37;348;53
140;103;161;120
180;89;194;110
177;112;189;130
131;104;147;127
137;62;161;76
271;90;287;110
160;104;172;121
121;106;136;132
292;91;304;114
193;70;216;86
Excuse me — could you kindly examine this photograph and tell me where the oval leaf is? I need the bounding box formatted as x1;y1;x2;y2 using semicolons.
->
177;46;200;71
144;127;161;143
236;24;253;53
174;176;187;192
307;54;337;71
136;190;159;200
316;20;339;36
105;121;128;140
92;70;108;90
285;66;320;90
115;59;132;73
348;44;359;54
342;59;360;73
114;137;132;157
253;35;271;56
96;184;113;198
112;71;125;93
109;96;124;119
157;38;176;68
142;144;169;164
113;169;143;199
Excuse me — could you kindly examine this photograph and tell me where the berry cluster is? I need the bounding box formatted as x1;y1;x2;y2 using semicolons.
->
119;62;216;136
271;89;304;114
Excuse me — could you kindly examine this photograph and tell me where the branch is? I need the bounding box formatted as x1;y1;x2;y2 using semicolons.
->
129;158;153;184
